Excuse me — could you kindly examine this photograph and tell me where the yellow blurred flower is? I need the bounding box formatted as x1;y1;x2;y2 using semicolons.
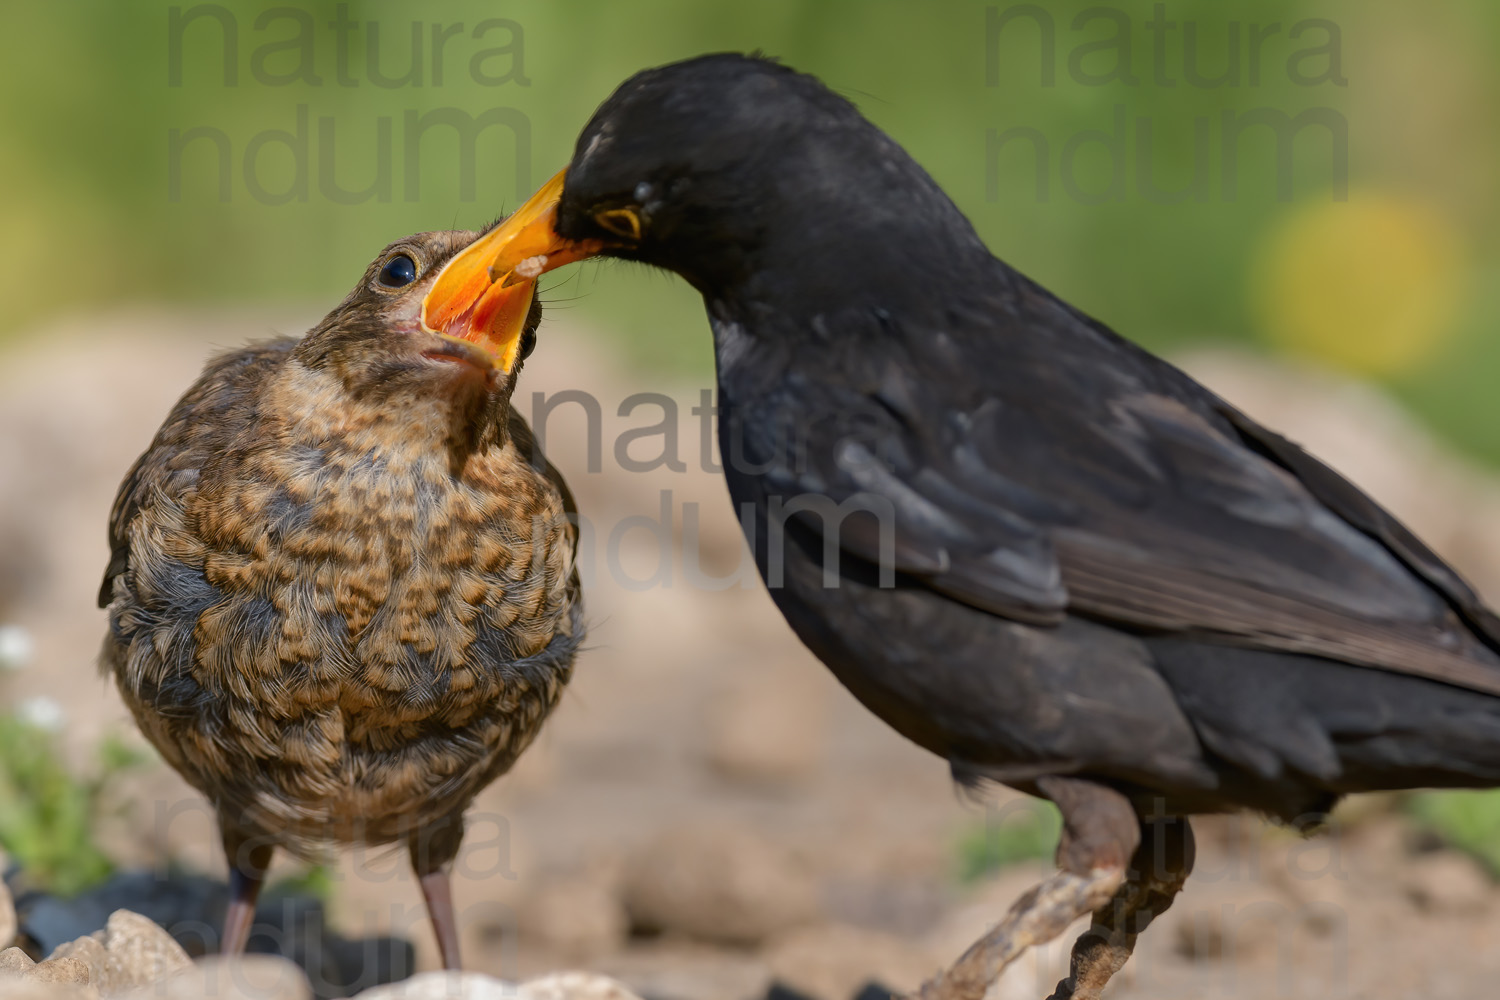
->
1251;193;1466;375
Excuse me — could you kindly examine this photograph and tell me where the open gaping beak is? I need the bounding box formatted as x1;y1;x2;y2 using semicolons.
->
421;168;604;371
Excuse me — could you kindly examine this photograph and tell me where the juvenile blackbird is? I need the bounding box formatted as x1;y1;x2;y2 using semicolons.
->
100;229;583;970
427;54;1500;998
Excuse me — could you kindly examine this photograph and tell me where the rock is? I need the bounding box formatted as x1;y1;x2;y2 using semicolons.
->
519;877;629;957
0;980;99;1000
357;972;644;1000
25;955;91;985
1402;852;1493;916
1;945;36;973
621;824;822;946
45;912;195;995
0;876;16;950
764;923;932;1000
518;972;646;1000
591;940;773;1000
154;956;313;1000
98;910;191;992
14;868;225;958
49;933;107;985
356;972;514;999
14;870;412;992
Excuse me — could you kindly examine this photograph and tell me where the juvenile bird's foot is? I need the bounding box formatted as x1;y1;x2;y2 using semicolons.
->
220;826;274;956
412;821;467;971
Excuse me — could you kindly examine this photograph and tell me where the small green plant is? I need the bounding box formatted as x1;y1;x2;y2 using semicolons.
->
0;714;145;896
1405;789;1500;878
956;799;1062;884
270;863;335;901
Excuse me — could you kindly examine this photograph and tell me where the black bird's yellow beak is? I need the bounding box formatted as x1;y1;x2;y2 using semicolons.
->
422;168;604;370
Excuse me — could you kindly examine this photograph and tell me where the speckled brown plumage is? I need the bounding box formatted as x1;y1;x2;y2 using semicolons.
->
98;230;581;967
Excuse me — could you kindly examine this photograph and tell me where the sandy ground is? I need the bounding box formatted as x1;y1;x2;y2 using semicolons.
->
4;307;1500;1000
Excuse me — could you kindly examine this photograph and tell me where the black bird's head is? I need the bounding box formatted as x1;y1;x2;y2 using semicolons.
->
422;54;989;333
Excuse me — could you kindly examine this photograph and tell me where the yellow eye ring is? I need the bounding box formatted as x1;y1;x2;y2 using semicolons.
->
595;206;643;241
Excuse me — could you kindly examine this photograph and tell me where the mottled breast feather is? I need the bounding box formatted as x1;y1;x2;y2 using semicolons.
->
100;340;581;854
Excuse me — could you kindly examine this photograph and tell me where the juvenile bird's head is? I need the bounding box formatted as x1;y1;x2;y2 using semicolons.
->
288;229;542;460
420;53;988;328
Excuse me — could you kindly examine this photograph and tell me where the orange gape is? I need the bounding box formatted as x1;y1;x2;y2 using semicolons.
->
422;168;605;340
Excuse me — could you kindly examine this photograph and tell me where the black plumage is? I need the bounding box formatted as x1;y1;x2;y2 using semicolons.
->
425;54;1500;998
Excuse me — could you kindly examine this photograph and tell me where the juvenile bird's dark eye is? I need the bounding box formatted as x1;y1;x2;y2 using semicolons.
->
378;254;418;288
518;328;537;362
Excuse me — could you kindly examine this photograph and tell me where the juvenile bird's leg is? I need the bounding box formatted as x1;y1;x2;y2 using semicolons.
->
411;817;466;971
910;778;1140;1000
220;825;274;956
1046;814;1196;1000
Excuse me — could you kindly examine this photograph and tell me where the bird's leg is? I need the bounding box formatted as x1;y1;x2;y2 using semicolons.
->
910;778;1140;1000
410;818;466;971
1046;814;1196;1000
220;826;274;956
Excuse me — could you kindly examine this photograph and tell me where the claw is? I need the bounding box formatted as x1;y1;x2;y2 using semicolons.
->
911;866;1126;1000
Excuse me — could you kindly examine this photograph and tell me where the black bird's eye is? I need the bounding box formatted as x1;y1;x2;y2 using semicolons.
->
518;328;537;362
378;253;418;288
594;206;643;241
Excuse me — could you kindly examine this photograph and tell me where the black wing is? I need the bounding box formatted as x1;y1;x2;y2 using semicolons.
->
760;286;1500;697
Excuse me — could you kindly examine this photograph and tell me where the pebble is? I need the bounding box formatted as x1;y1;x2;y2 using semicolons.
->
14;869;413;990
516;972;645;1000
156;955;313;1000
356;971;643;999
519;877;629;958
764;923;930;1000
24;955;92;986
0;945;36;973
0;981;99;1000
355;972;513;1000
48;933;107;985
622;824;822;946
101;909;192;991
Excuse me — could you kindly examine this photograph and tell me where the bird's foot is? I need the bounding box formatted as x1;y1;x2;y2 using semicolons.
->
909;864;1126;1000
416;866;464;971
1042;879;1152;1000
220;827;275;956
1046;816;1196;1000
411;822;467;971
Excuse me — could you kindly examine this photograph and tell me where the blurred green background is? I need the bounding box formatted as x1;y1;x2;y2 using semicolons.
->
2;0;1497;459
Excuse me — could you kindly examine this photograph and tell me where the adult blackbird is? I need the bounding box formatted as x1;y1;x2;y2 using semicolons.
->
100;229;582;970
426;55;1500;998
